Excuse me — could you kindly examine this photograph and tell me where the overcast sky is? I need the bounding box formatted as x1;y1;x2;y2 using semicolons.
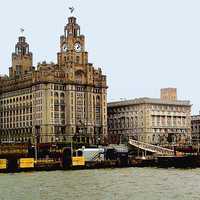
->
0;0;200;114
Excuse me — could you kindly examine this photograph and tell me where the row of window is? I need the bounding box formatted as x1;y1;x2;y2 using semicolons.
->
0;95;32;105
1;115;32;121
0;108;32;116
109;105;189;114
0;121;32;128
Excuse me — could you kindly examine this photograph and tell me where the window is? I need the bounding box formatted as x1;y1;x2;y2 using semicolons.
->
76;56;80;63
54;92;59;97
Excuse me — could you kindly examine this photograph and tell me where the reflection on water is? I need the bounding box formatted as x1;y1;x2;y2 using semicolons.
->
0;168;200;200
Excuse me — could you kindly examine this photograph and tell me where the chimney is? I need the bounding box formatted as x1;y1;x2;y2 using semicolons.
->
160;88;177;101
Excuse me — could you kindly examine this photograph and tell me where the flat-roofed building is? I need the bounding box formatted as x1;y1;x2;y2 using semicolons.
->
108;90;191;146
191;115;200;147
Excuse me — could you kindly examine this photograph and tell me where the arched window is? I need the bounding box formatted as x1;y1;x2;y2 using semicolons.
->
60;93;65;98
54;92;59;97
75;70;84;84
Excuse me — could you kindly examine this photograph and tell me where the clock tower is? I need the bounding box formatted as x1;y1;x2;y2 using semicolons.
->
57;16;87;66
56;14;108;145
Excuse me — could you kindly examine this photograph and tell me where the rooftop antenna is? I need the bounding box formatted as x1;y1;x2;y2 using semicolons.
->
69;7;74;14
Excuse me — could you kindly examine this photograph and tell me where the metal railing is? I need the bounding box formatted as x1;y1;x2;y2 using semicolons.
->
129;139;174;155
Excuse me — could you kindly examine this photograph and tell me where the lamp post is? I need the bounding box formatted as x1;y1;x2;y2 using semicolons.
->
70;135;73;158
35;125;40;162
198;131;200;155
34;134;38;162
8;131;10;144
55;137;59;148
97;137;101;147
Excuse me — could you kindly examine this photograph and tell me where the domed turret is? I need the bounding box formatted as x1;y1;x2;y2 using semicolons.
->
9;35;33;77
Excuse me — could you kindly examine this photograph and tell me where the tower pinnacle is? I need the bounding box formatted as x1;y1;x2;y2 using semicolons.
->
9;36;33;77
65;16;80;37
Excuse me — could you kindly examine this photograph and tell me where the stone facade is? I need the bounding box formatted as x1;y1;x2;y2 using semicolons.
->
191;115;200;147
108;92;191;146
0;15;107;145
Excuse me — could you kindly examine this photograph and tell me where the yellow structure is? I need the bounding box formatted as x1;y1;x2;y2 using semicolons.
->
0;14;107;145
160;88;177;101
72;156;85;166
19;158;34;168
0;159;7;169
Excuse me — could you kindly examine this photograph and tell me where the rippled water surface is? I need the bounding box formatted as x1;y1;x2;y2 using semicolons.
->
0;168;200;200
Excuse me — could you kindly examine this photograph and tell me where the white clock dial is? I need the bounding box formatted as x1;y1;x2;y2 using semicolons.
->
74;42;82;52
62;43;67;52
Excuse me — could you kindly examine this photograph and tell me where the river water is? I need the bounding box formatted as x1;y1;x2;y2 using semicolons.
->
0;168;200;200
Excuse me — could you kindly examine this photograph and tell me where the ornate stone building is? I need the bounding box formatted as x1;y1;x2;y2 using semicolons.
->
108;89;191;146
191;115;200;147
0;15;107;144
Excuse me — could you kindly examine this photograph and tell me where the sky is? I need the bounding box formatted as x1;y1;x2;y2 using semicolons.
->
0;0;200;114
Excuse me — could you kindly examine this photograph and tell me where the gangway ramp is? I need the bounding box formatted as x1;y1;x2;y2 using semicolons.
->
129;139;174;155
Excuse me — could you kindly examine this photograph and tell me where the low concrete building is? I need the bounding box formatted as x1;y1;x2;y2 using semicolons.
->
108;89;191;146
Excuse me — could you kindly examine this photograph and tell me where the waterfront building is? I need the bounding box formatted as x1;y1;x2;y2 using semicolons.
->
108;88;191;146
191;115;200;147
0;15;107;144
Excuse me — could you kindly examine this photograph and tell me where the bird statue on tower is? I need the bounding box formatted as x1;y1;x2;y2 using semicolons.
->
20;28;25;36
69;7;74;14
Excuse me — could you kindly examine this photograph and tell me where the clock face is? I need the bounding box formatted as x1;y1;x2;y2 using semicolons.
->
74;42;82;53
62;43;67;52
